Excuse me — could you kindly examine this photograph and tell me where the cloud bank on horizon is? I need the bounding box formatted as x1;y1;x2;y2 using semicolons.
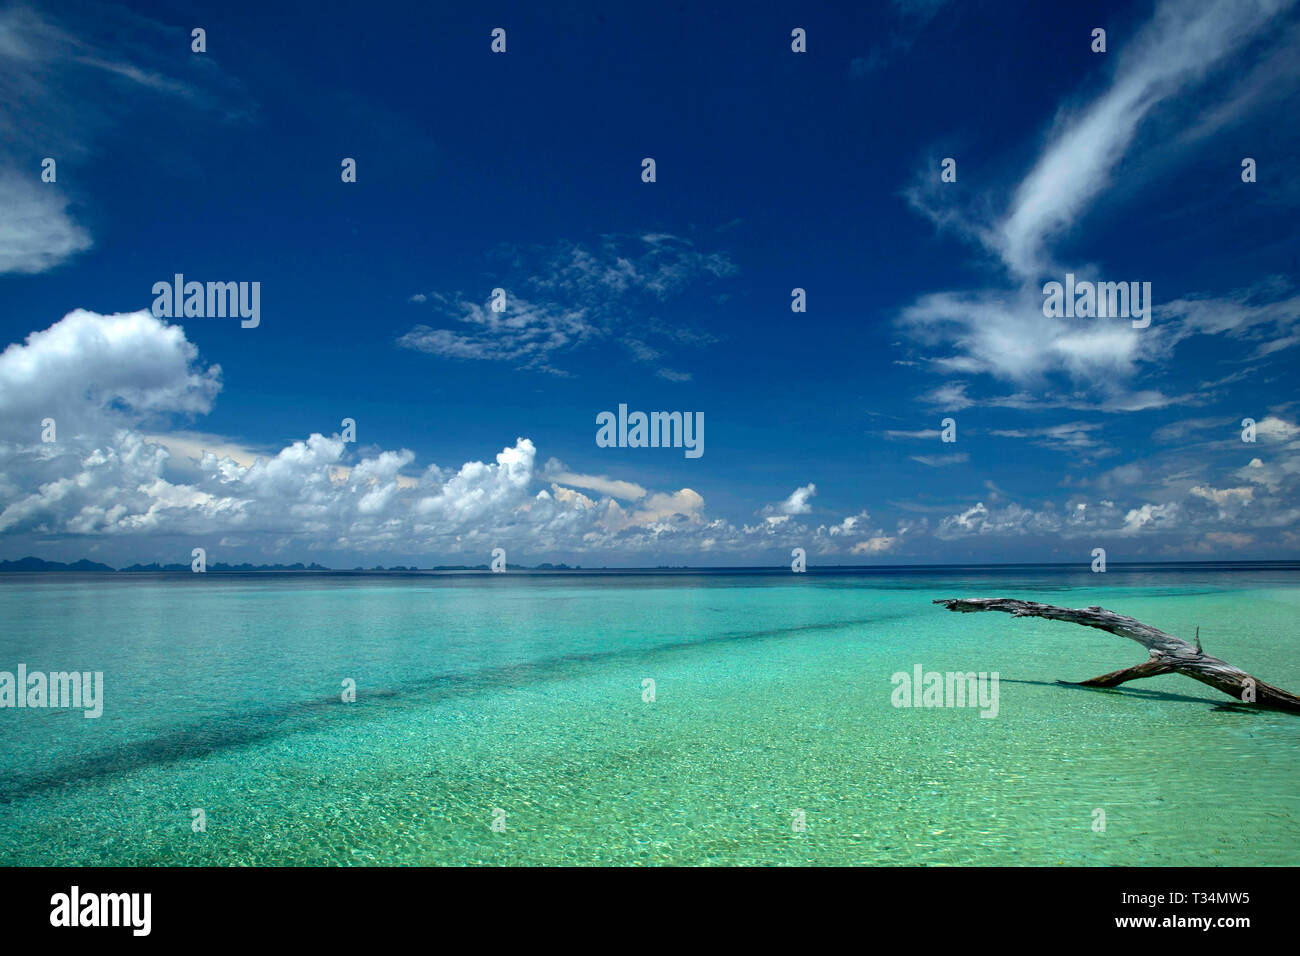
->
1;0;1298;566
2;305;1296;566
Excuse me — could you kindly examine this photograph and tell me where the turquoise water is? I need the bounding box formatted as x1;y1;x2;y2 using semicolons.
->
0;567;1297;866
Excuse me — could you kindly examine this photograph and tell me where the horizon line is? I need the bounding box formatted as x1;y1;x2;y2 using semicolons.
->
4;555;1300;574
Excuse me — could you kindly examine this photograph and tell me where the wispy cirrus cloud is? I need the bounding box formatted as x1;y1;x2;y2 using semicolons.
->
398;293;595;376
992;0;1292;280
988;422;1109;454
848;0;951;77
0;4;251;274
401;233;734;377
910;452;969;467
540;458;647;501
898;0;1298;404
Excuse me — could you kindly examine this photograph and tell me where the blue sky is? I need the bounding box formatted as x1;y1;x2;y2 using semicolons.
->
1;0;1299;567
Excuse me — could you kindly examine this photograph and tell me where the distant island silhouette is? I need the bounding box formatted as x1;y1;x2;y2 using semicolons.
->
0;555;584;573
2;556;1297;574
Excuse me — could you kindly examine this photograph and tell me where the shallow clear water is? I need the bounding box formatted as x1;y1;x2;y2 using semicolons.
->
0;566;1297;865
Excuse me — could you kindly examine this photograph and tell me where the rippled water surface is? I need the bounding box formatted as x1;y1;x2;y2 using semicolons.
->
1;566;1297;865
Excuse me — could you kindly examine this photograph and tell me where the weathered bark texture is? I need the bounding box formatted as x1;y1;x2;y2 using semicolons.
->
934;597;1300;714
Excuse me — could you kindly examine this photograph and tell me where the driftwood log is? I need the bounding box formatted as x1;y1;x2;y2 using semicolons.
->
934;598;1300;714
